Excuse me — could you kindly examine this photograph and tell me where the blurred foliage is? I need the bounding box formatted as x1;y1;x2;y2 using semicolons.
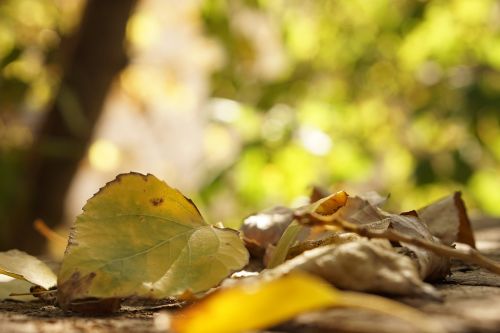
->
1;0;500;238
0;0;82;242
198;0;500;225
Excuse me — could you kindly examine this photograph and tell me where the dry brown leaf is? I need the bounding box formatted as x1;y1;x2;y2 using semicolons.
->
358;191;389;207
303;210;500;276
309;185;330;203
241;190;484;293
417;192;475;248
304;195;451;281
240;206;295;258
382;213;450;281
265;239;439;298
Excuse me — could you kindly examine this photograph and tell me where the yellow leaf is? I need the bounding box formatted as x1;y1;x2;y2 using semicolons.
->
171;272;444;333
313;190;349;215
172;272;337;333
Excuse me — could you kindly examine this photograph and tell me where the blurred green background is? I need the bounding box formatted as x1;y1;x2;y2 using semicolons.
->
1;0;500;254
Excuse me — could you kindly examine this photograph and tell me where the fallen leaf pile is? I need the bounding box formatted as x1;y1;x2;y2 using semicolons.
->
1;172;499;333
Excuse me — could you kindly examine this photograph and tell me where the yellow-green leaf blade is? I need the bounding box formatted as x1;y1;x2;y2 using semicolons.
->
57;173;248;307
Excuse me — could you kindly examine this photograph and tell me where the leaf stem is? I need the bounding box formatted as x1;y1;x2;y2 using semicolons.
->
9;289;57;297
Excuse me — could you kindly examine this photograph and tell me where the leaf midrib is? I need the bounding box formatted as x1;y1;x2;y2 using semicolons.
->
85;213;203;229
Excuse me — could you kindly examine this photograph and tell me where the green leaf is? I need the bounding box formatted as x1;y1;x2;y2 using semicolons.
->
0;249;56;290
266;220;302;268
57;173;249;308
266;191;349;268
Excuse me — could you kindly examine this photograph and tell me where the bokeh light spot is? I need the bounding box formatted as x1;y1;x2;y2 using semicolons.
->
88;139;121;172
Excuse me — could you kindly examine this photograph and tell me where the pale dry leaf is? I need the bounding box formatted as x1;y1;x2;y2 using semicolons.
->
266;239;439;298
381;213;450;281
240;206;294;257
0;249;57;290
358;190;389;207
329;195;383;225
0;275;36;301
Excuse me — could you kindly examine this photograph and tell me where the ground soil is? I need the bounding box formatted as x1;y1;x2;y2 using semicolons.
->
1;219;499;333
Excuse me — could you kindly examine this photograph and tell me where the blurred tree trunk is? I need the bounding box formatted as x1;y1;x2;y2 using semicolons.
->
5;0;137;254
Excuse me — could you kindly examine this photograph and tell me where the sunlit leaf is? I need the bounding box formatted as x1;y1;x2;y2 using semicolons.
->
57;173;249;309
172;272;338;333
311;190;349;215
171;272;444;333
0;249;56;290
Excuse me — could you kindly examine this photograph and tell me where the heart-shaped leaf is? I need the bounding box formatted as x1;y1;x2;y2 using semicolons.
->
57;173;249;308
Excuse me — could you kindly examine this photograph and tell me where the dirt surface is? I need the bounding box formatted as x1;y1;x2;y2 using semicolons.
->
1;224;499;333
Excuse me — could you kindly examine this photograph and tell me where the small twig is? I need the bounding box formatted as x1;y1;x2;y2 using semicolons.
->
302;212;500;275
363;228;500;275
9;289;57;297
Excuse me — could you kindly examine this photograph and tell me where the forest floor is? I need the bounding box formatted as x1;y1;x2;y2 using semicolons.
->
1;219;499;333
